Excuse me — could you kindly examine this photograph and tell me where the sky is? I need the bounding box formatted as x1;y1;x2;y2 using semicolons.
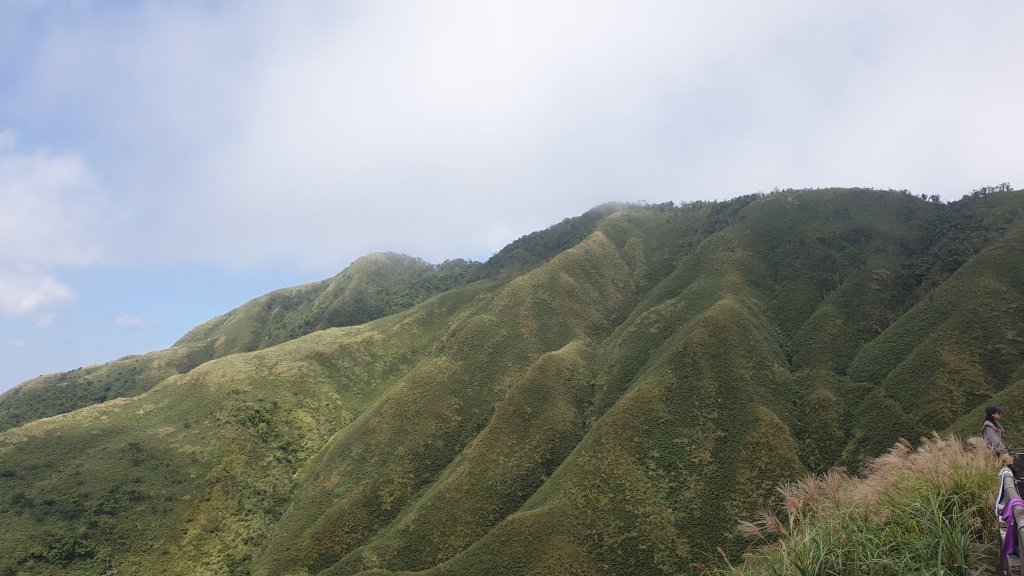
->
1;1;1023;393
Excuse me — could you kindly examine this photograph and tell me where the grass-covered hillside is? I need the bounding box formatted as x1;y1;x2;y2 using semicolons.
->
0;203;622;433
0;253;480;432
714;435;1000;576
1;188;1022;575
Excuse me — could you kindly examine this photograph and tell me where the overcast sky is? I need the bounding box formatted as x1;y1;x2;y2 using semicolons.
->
1;0;1023;393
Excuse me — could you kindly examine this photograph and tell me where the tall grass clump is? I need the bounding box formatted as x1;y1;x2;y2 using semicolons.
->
713;435;1000;576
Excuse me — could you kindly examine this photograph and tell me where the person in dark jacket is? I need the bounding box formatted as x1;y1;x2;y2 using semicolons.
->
983;405;1009;454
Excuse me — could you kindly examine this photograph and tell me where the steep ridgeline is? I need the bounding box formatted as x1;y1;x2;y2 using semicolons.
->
1;188;1023;576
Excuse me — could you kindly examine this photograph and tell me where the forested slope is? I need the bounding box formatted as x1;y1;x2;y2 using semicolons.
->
1;188;1022;575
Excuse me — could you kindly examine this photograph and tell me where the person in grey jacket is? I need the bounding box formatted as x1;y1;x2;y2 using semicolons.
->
983;405;1009;454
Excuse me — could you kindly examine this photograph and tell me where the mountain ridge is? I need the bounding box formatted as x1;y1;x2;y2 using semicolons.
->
1;187;1022;575
0;202;627;432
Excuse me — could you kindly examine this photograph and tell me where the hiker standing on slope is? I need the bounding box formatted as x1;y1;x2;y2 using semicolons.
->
983;405;1009;454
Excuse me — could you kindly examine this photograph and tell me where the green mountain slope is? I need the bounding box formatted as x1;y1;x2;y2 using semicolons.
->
0;253;479;432
1;188;1023;575
0;202;623;432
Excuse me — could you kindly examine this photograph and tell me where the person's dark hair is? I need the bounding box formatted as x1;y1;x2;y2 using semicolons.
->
986;405;1003;422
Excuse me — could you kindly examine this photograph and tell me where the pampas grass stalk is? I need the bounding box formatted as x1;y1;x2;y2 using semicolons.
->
711;435;1000;576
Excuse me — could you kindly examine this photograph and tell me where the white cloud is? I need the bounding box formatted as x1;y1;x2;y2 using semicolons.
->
0;267;75;316
113;314;146;327
35;311;56;329
3;1;1024;273
9;339;26;348
156;0;1024;269
0;130;106;267
159;2;800;267
0;128;111;319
